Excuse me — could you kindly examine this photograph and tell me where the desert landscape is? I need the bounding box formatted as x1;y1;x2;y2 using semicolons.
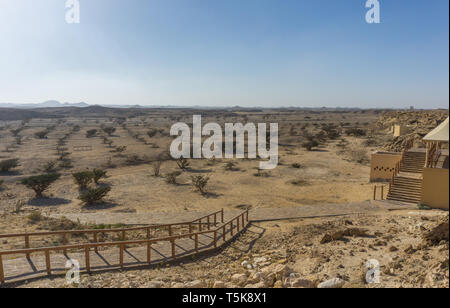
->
0;107;448;288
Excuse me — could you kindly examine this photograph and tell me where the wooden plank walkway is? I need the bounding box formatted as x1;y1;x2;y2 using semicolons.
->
0;212;247;285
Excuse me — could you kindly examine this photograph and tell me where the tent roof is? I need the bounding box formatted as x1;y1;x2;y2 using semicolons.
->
423;117;449;142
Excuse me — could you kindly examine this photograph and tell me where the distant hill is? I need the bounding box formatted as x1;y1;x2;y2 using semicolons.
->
0;101;89;109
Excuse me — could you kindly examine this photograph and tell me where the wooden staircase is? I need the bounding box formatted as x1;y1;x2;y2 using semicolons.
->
387;150;425;204
400;151;426;173
387;175;423;204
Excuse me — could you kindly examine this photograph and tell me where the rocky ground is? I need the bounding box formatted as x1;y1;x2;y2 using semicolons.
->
8;209;448;289
375;110;449;152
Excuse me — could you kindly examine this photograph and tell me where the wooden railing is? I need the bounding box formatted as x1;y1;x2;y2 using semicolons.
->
0;209;249;283
387;137;414;196
373;185;386;200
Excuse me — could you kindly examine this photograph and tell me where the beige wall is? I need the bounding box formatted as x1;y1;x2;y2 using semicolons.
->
370;152;402;182
421;168;449;210
393;125;408;137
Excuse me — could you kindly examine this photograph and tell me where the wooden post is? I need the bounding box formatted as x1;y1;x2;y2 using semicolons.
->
168;225;172;236
120;244;124;268
0;254;4;284
246;210;249;222
381;186;384;200
373;186;377;200
147;241;151;264
237;218;240;232
93;232;98;253
199;219;202;231
85;246;90;273
171;239;176;258
213;231;217;248
223;226;226;242
25;235;30;258
45;249;51;275
207;216;210;230
189;223;192;235
221;209;224;223
214;214;217;227
195;234;198;253
242;215;245;228
230;221;234;236
147;228;151;240
122;230;126;241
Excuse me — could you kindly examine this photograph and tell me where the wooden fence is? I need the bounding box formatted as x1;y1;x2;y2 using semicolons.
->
0;209;250;283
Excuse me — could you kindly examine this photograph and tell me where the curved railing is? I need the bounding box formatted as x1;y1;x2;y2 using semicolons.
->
0;209;249;283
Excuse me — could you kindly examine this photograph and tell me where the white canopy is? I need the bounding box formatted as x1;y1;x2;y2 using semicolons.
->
423;117;449;142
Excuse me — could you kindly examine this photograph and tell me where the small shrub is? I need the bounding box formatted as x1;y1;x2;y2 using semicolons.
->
152;161;162;177
350;149;369;164
92;169;107;184
224;162;238;171
0;179;4;188
42;161;58;173
191;175;210;194
34;130;49;139
290;177;309;186
166;171;181;184
176;157;190;170
27;211;44;224
102;127;116;136
291;163;302;169
72;171;94;189
79;187;111;205
345;128;366;137
0;158;20;172
302;140;319;151
86;129;98;138
21;173;61;198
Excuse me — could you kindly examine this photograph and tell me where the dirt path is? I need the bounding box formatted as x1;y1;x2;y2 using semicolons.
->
46;201;414;225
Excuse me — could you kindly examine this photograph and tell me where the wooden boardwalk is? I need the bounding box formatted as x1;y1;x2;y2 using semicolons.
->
0;210;249;285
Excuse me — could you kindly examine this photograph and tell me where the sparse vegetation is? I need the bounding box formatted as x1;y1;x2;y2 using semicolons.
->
102;126;116;136
191;175;210;194
79;186;111;205
92;169;107;184
72;171;94;189
152;161;162;177
176;157;190;170
166;171;181;184
86;129;98;138
0;158;20;172
21;173;61;198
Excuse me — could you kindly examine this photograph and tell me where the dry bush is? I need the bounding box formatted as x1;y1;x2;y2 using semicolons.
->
102;126;116;136
92;169;107;184
72;171;94;189
176;157;190;170
152;161;162;177
0;158;20;172
224;161;238;171
42;161;58;173
86;129;98;138
34;130;49;139
166;171;181;184
191;175;210;194
290;176;309;186
79;187;111;205
21;173;61;198
349;149;369;165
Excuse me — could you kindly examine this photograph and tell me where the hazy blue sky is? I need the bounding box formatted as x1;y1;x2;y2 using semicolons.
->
0;0;448;108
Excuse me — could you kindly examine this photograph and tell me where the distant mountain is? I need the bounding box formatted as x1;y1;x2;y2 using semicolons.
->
0;101;89;109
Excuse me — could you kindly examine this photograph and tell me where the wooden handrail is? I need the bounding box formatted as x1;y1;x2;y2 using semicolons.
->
0;209;249;283
0;209;225;254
